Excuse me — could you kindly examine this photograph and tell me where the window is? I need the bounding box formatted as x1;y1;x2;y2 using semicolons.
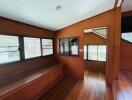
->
24;37;41;59
88;45;98;60
0;34;55;64
84;45;106;61
60;39;69;55
60;38;79;56
42;39;54;56
122;33;132;43
69;38;79;55
0;35;20;64
98;46;106;61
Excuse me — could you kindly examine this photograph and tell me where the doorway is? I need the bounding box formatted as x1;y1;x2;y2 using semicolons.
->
83;27;108;79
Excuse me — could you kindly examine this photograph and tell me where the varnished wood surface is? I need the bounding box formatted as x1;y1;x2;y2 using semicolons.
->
0;65;63;100
113;71;132;100
38;70;113;100
120;40;132;71
56;8;121;85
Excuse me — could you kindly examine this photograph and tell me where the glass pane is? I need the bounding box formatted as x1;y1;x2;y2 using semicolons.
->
98;45;106;61
0;35;19;46
122;33;132;42
42;39;53;48
60;39;69;55
0;51;20;63
88;45;97;60
0;35;20;64
84;45;87;60
43;49;53;56
24;37;41;59
69;38;78;55
42;39;53;56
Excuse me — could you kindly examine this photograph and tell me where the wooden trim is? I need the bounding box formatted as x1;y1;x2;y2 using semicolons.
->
121;39;132;44
114;0;119;8
122;11;132;17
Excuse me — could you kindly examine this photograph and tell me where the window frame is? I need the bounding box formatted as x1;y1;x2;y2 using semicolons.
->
0;34;20;64
41;38;54;56
24;36;42;59
0;33;54;65
84;44;107;62
59;37;79;56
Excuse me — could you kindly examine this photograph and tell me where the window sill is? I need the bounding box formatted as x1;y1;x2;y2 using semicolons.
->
0;54;54;66
84;60;106;62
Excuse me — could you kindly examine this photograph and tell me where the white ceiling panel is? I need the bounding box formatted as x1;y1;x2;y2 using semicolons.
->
122;0;132;12
0;0;115;31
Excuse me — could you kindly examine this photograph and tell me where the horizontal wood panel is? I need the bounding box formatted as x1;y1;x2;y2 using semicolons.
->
85;61;106;73
84;32;106;45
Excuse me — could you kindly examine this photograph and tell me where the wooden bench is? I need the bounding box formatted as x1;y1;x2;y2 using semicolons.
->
0;64;64;100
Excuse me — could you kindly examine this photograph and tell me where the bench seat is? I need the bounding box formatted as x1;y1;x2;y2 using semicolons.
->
0;64;63;100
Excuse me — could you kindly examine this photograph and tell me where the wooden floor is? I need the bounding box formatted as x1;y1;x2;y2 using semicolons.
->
38;70;113;100
113;71;132;100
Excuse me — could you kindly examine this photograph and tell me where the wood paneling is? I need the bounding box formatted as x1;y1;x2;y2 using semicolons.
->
56;8;121;86
85;61;106;73
0;17;55;38
0;65;63;100
39;71;113;100
0;17;57;86
84;33;106;45
0;57;58;85
112;71;132;100
120;40;132;71
113;7;121;79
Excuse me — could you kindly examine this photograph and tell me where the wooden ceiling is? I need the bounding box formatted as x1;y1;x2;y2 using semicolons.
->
122;0;132;12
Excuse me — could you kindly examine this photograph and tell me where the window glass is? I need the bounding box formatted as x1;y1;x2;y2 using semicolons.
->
24;37;41;59
122;33;132;42
0;35;20;63
60;38;79;56
84;45;107;61
60;39;69;55
98;45;106;61
42;39;53;56
69;38;78;55
88;45;98;60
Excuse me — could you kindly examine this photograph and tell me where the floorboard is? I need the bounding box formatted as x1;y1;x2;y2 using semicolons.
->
114;71;132;100
38;70;113;100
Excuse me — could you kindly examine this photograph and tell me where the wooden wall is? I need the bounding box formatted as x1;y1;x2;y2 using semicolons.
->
84;32;106;45
120;40;132;71
85;61;106;73
0;17;57;85
56;7;121;86
84;33;107;73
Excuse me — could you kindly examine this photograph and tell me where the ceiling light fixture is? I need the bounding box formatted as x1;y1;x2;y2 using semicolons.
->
56;5;63;10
